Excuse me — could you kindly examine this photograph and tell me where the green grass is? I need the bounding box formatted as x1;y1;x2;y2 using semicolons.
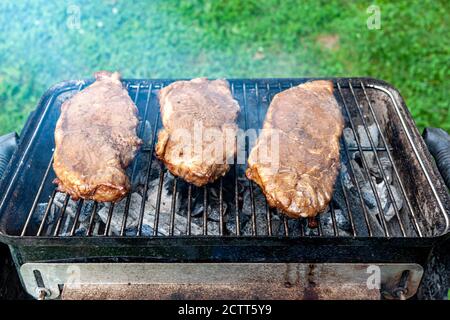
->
0;0;448;135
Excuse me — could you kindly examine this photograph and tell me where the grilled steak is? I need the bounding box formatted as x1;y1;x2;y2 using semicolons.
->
53;71;142;202
156;78;240;186
246;80;344;218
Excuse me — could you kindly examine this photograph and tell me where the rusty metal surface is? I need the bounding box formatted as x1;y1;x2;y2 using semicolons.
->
61;283;380;300
20;262;423;300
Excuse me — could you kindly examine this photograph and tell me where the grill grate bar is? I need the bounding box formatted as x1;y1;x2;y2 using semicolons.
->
169;178;178;236
360;82;423;237
317;216;323;236
152;166;165;236
137;84;163;236
86;202;98;236
219;178;224;235
255;83;274;236
348;82;407;236
53;194;70;236
275;84;290;237
234;161;241;236
340;178;357;237
298;219;305;236
186;185;192;235
103;203;115;236
69;199;84;236
263;85;276;236
348;147;390;151
255;83;263;130
282;214;289;236
120;83;150;236
203;187;208;235
242;84;257;236
266;204;273;236
337;83;390;237
120;194;133;236
36;189;57;236
282;214;289;237
329;204;339;236
231;84;241;236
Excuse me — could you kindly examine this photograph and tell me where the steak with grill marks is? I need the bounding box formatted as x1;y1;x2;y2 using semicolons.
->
53;71;142;202
156;78;240;186
246;80;344;218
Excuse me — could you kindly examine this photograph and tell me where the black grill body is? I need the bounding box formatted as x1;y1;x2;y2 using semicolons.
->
0;78;448;268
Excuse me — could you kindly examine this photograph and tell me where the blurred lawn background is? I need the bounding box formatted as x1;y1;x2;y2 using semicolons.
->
0;0;448;135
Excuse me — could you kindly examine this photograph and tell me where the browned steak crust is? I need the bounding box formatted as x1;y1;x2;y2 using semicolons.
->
246;80;344;218
156;78;240;186
53;71;142;202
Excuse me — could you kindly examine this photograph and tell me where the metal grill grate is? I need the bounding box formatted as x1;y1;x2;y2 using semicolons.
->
13;79;449;239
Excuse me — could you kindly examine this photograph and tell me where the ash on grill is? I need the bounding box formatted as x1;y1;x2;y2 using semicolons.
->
34;118;406;237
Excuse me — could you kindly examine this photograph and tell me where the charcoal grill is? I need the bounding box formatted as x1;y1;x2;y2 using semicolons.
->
0;78;448;300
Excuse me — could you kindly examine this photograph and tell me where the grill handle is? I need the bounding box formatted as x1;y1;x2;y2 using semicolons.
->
423;127;450;189
0;132;19;180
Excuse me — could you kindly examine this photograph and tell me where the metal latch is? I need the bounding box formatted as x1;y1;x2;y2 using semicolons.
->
33;269;52;300
381;270;411;300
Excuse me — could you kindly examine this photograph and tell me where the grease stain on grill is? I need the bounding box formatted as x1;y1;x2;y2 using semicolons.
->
283;263;302;292
303;264;319;300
